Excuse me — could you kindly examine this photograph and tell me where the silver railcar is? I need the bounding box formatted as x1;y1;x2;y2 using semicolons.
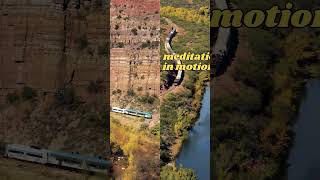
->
165;28;184;85
4;144;111;173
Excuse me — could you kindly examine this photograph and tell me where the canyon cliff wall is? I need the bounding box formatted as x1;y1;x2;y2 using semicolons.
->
0;0;109;103
0;0;109;157
110;0;160;105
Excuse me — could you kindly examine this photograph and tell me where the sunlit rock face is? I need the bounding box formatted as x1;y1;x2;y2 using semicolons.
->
0;0;109;103
110;0;160;105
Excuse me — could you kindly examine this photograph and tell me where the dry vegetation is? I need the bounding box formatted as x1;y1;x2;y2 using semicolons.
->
0;87;108;157
110;115;160;179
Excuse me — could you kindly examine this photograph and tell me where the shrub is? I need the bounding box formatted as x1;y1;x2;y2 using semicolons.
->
77;35;88;50
87;79;103;94
150;123;160;136
138;94;156;104
131;28;138;35
127;89;135;96
139;123;148;131
6;92;20;104
55;87;77;105
22;86;36;100
116;42;124;48
115;24;120;30
98;42;108;55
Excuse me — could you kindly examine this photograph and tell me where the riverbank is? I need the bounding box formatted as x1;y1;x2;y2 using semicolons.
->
176;86;210;180
171;83;209;160
161;71;209;163
160;2;210;167
286;80;320;180
160;71;209;179
159;3;210;178
213;24;320;179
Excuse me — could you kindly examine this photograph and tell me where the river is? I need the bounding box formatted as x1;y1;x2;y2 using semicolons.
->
176;87;210;180
287;80;320;180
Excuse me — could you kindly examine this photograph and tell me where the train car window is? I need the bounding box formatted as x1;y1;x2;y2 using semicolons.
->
26;153;43;158
30;145;41;149
8;150;24;154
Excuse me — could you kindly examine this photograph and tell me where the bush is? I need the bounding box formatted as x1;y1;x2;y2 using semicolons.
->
141;40;159;49
127;89;135;96
161;166;196;180
115;24;120;30
112;89;122;95
78;35;88;50
22;86;37;100
55;87;77;105
87;79;103;94
98;42;108;55
183;80;194;90
131;28;138;35
150;123;160;136
116;42;124;48
138;94;156;104
139;123;148;131
6;92;20;104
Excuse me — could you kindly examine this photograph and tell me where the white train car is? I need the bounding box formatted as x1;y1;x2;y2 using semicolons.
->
4;144;111;173
165;28;184;85
213;0;231;57
48;152;82;170
111;107;126;114
5;144;48;164
48;151;111;173
111;107;152;119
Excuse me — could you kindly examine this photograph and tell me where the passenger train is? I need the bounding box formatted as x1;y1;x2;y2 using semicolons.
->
4;144;111;173
211;0;232;77
212;0;231;57
111;107;152;119
165;28;184;85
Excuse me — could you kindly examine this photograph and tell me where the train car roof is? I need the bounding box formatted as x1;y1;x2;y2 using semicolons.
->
7;144;46;153
126;109;152;115
49;151;111;166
